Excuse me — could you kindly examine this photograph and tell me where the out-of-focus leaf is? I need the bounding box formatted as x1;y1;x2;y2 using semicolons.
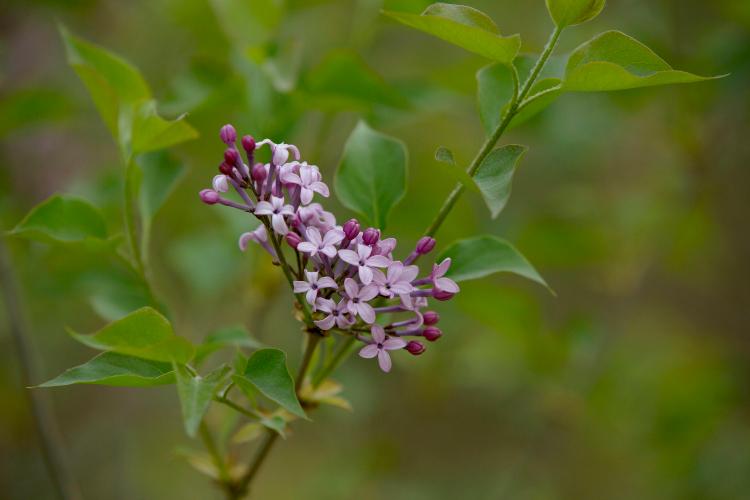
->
210;0;283;48
303;50;406;110
383;3;521;64
563;31;721;92
439;235;551;291
195;325;265;365
10;195;107;244
130;100;198;155
335;121;407;229
0;87;73;137
300;379;352;411
169;230;243;297
259;414;287;437
37;352;174;388
235;349;306;419
476;62;516;134
545;0;606;27
473;145;527;218
232;422;264;443
513;78;562;126
175;364;231;437
434;147;478;192
69;307;194;363
263;39;302;93
138;152;186;220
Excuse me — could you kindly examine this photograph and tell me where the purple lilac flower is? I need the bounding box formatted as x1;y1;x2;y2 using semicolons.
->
343;278;379;323
338;244;391;285
297;227;344;258
254;196;294;235
314;297;354;330
280;162;329;205
238;225;277;260
372;262;418;298
358;325;407;373
293;270;337;306
430;258;460;293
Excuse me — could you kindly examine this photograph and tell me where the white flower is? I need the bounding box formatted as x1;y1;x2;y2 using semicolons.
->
338;244;391;285
293;270;337;306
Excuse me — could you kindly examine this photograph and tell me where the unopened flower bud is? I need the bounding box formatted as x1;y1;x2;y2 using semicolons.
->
241;135;256;153
285;232;301;249
343;219;360;240
251;163;267;182
219;162;233;176
423;311;440;325
199;189;220;205
272;146;289;166
220;124;236;145
422;326;442;342
433;290;455;301
362;227;380;245
416;236;436;255
406;340;426;356
224;148;239;165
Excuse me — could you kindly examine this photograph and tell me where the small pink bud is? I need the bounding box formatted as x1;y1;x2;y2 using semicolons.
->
433;290;455;301
220;124;236;145
416;236;436;255
219;162;233;176
241;135;256;153
199;189;220;205
423;311;440;325
251;163;267;182
343;219;360;240
422;326;442;342
406;340;426;356
224;148;239;165
285;232;301;249
362;227;380;245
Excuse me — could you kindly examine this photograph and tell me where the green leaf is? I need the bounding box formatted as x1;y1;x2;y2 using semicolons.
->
37;352;174;388
138;152;187;220
10;195;107;243
209;0;284;48
130;100;198;155
303;50;406;110
259;415;287;437
383;3;520;64
545;0;606;27
0;87;73;138
60;26;150;139
476;62;516;135
513;78;563;126
473;145;527;218
69;307;194;363
434;147;478;192
334;121;407;229
195;325;265;365
175;364;231;437
563;31;721;92
439;235;551;291
235;349;306;419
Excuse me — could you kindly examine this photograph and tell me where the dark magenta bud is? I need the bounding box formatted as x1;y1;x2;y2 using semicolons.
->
423;311;440;325
416;236;436;255
406;340;426;356
285;232;301;249
343;219;360;240
362;227;380;245
220;124;236;145
219;162;233;176
241;135;256;153
224;148;239;165
433;289;455;301
422;326;442;342
251;163;267;182
199;189;220;205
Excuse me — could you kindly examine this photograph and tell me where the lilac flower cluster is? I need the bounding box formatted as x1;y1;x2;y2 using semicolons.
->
200;124;460;372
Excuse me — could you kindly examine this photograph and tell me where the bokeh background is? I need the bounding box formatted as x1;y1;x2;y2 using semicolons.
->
1;0;748;498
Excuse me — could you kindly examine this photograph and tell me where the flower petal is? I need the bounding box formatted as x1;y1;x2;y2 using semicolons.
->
293;281;310;293
300;187;313;205
315;298;334;313
311;181;329;197
343;278;358;298
357;303;376;324
314;315;336;330
320;245;337;259
297;242;317;255
377;350;392;372
317;277;337;289
383;338;407;350
305;288;318;306
435;277;460;293
359;284;380;302
254;201;273;215
359;344;379;359
338;249;360;266
272;214;288;235
366;255;391;268
370;324;385;343
358;265;373;285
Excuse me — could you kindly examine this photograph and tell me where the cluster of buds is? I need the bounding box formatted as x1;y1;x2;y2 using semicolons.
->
200;124;460;372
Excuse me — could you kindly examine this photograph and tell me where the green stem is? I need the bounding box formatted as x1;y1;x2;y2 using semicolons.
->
198;421;232;487
423;25;564;238
312;336;356;388
124;161;145;277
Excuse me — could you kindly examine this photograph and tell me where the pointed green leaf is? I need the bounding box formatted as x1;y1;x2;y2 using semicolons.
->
10;195;107;243
235;349;306;419
37;352;174;388
138;152;187;220
259;415;287;438
439;235;551;291
473;145;527;218
130;100;198;154
195;325;265;365
434;147;478;192
545;0;606;27
383;3;520;64
476;62;516;135
175;364;231;437
69;307;194;363
335;121;407;229
563;31;722;92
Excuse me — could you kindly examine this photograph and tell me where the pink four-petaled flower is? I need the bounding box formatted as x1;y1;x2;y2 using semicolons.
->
430;258;460;293
338;244;391;285
254;196;294;235
343;278;379;323
358;324;407;373
293;270;337;306
372;261;419;298
314;297;354;330
297;227;344;258
280;163;330;205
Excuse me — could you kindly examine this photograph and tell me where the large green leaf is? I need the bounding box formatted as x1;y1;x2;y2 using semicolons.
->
235;349;306;419
195;325;265;365
545;0;606;27
303;50;406;110
38;352;174;388
175;364;231;437
130;100;198;155
476;62;516;135
69;307;194;363
563;31;720;92
335;121;407;229
473;145;527;218
439;235;551;291
383;3;520;64
209;0;283;48
434;147;478;192
10;195;107;244
138;152;187;221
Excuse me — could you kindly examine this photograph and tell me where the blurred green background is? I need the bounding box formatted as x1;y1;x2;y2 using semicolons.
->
1;0;748;498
